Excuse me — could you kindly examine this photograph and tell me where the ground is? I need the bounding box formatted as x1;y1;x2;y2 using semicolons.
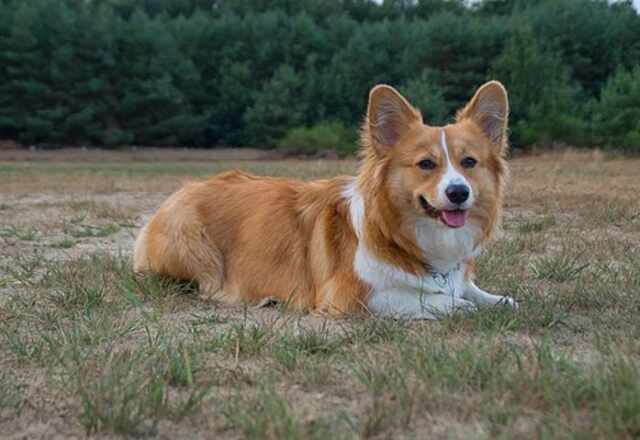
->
0;148;639;439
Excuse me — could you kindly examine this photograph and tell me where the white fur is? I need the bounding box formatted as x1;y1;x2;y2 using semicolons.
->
368;287;477;320
343;180;516;319
414;217;478;273
437;129;475;210
462;280;518;308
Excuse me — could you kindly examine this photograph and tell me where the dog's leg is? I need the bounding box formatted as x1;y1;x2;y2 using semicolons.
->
368;288;476;320
181;238;224;300
134;213;225;300
462;281;518;309
133;224;151;273
315;274;369;316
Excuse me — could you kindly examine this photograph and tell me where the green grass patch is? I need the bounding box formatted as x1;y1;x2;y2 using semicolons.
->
530;254;589;282
48;238;77;249
69;348;210;436
0;161;358;180
206;322;273;358
0;225;39;241
516;214;557;233
63;222;120;238
222;387;347;440
272;323;344;371
0;372;25;413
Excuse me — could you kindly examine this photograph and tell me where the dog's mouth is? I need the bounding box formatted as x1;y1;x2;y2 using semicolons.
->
419;196;468;229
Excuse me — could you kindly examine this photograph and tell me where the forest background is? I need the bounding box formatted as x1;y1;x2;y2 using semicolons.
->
1;0;639;153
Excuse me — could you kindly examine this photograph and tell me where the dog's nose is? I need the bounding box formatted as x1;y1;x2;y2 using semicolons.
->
445;184;470;204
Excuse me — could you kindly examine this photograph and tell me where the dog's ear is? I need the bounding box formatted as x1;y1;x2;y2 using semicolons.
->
458;81;509;151
366;85;422;154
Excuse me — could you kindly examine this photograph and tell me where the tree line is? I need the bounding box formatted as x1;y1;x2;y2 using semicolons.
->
0;0;639;151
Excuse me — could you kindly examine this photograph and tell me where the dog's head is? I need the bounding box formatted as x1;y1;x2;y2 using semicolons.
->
360;81;509;242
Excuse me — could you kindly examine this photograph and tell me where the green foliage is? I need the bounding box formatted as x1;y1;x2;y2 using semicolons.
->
0;0;638;149
400;72;448;125
244;65;308;146
591;66;640;151
276;121;357;156
491;24;583;146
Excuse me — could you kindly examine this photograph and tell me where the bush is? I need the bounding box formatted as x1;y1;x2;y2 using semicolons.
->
276;121;357;156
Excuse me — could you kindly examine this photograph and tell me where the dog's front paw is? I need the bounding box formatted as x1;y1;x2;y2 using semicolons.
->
497;296;518;310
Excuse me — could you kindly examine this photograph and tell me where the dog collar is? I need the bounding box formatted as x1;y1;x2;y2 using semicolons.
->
430;263;462;296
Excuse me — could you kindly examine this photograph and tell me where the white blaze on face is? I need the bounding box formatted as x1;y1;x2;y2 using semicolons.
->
437;129;473;209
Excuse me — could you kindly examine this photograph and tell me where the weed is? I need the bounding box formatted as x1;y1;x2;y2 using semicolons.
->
161;342;198;387
207;322;272;358
530;254;588;282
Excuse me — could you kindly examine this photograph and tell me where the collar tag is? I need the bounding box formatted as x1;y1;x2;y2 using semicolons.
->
430;263;461;297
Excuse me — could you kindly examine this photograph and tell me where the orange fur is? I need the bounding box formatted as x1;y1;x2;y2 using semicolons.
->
134;81;509;316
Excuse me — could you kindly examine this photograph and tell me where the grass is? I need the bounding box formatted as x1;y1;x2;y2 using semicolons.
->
48;238;77;249
70;348;210;436
222;387;348;440
530;254;589;282
0;150;639;438
0;372;24;413
206;321;273;357
272;323;344;371
63;222;120;238
0;225;39;241
516;214;557;233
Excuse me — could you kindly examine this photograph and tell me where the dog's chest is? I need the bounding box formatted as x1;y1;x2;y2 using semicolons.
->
353;243;468;297
414;219;478;273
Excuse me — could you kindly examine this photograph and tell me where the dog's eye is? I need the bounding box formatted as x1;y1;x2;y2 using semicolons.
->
461;157;477;169
417;159;437;170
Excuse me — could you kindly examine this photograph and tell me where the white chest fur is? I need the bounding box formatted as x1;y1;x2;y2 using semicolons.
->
414;218;480;274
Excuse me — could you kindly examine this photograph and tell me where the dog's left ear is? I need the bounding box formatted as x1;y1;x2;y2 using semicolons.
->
458;81;509;151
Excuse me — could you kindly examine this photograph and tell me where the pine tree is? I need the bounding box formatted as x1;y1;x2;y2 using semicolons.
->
243;65;307;146
0;1;54;144
592;66;640;150
400;72;448;125
491;24;581;145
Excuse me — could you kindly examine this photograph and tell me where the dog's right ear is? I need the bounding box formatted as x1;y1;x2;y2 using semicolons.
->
365;85;422;154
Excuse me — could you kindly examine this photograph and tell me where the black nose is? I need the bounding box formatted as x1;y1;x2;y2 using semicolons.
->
445;184;470;204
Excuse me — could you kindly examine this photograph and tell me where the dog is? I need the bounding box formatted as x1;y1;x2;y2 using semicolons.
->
134;81;517;318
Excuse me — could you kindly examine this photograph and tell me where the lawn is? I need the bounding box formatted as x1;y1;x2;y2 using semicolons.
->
0;149;639;439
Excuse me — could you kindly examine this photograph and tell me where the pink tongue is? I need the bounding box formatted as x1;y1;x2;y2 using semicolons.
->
441;210;468;228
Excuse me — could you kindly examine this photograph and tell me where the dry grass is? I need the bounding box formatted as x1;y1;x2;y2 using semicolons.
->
1;149;639;439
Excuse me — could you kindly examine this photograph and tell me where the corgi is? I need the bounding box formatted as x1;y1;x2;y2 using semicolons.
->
134;81;516;319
